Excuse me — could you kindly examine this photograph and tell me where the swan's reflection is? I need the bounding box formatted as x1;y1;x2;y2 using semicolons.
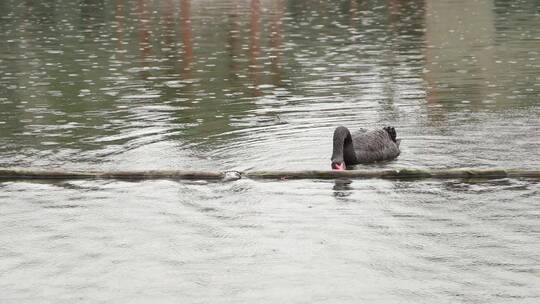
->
333;178;353;198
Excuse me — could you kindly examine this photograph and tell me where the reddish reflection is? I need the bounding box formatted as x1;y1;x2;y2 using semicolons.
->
138;0;151;57
227;0;241;78
137;0;151;78
350;0;358;28
249;0;261;96
115;0;125;53
270;0;284;86
388;0;400;25
180;0;193;76
423;0;437;105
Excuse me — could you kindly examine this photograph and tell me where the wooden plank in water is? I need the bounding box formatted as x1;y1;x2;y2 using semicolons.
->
0;168;224;180
0;168;539;181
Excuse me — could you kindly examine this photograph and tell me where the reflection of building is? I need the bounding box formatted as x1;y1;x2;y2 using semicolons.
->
424;0;539;107
424;0;496;105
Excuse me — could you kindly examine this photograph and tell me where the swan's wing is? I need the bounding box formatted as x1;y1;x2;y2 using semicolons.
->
354;128;368;134
352;130;389;151
352;129;400;162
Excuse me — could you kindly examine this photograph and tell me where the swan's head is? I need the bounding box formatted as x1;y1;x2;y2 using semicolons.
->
331;161;345;171
331;126;351;171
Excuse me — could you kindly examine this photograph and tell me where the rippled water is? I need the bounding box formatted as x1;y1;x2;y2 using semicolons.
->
1;0;539;302
2;179;539;302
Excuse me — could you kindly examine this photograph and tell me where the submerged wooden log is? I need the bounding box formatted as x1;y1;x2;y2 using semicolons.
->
244;168;520;179
0;168;225;180
244;169;403;179
0;167;539;181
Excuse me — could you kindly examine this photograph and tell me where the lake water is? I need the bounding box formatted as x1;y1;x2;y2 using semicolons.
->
1;0;539;302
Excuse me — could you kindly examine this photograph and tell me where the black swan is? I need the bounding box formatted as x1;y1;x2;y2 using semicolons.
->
331;126;401;170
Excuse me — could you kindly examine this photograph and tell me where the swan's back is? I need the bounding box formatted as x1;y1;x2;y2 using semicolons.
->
352;128;400;163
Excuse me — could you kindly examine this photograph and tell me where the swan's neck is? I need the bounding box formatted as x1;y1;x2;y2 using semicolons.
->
331;127;357;165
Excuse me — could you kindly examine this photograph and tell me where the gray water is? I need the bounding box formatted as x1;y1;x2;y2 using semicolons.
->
1;0;539;302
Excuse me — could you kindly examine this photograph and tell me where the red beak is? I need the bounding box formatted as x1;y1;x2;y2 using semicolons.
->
332;163;345;171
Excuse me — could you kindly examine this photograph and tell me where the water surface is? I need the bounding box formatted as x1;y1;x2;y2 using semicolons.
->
1;0;539;302
1;178;539;303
